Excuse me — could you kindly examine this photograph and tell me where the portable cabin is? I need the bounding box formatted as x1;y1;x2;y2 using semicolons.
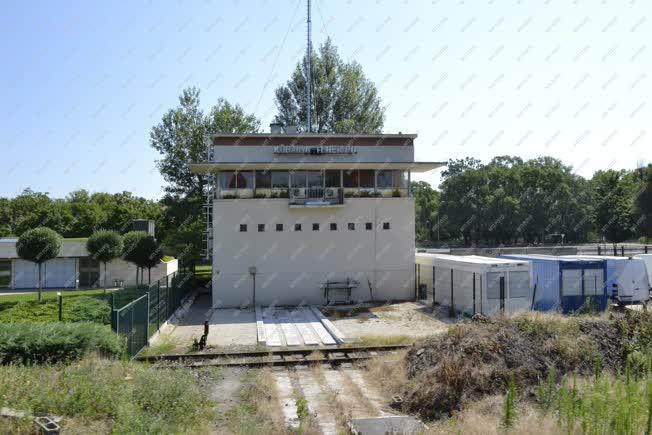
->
635;254;652;290
415;253;532;316
566;255;648;304
500;254;608;313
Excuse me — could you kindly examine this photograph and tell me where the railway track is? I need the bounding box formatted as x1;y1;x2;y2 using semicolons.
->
138;344;410;368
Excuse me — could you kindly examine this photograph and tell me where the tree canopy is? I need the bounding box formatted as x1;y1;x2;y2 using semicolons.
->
16;227;62;264
274;38;384;133
86;230;123;264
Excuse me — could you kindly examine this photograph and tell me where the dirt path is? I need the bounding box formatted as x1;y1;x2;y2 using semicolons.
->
210;367;243;433
273;364;394;434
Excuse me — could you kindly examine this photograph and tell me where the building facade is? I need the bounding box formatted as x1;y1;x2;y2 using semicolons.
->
190;132;443;308
0;238;177;290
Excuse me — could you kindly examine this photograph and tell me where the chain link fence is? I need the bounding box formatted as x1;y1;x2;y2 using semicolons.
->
111;271;194;357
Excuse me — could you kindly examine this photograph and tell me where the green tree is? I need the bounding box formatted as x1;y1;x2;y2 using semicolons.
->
634;164;652;239
86;230;123;293
16;227;62;301
122;231;163;286
591;170;638;245
150;87;260;199
274;38;384;133
411;181;443;243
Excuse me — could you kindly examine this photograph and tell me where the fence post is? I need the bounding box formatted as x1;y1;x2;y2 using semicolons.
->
146;290;150;345
621;246;625;256
613;245;617;256
646;245;649;254
156;282;160;331
57;292;62;321
598;245;601;255
130;304;135;357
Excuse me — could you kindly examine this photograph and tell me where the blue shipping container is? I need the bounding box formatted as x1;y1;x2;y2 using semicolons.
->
500;254;608;313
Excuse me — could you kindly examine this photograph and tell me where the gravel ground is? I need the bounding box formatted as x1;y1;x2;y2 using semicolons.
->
326;302;456;340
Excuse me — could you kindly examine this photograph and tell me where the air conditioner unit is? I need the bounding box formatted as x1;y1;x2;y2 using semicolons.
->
324;188;337;199
292;188;306;198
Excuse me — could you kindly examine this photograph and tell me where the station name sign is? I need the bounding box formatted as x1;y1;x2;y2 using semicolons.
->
273;145;357;155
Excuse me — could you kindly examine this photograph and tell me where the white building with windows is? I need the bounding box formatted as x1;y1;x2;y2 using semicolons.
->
190;130;444;308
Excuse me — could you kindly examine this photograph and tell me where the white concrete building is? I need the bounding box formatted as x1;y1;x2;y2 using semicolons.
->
0;238;177;290
190;131;444;308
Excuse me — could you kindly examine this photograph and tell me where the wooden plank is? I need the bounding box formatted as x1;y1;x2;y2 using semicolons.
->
291;308;320;345
309;306;347;344
301;307;336;345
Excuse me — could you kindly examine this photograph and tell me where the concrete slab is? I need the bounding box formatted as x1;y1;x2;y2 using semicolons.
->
278;309;302;346
301;306;336;345
291;308;320;345
206;308;257;347
348;416;425;434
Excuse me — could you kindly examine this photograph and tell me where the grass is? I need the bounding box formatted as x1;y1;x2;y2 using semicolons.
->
161;255;175;262
0;286;145;309
139;336;187;357
0;356;215;434
349;334;413;347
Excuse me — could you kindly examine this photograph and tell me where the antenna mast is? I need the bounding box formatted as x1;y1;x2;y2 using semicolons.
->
306;0;312;132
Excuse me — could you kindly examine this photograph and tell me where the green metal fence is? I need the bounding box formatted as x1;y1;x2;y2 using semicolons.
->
111;271;194;357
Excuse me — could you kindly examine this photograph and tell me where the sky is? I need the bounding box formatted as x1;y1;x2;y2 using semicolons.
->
1;0;650;200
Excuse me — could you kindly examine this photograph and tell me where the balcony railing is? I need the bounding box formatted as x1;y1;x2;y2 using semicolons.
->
289;187;344;206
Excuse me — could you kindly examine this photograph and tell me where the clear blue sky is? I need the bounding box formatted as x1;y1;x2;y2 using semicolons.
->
1;0;649;200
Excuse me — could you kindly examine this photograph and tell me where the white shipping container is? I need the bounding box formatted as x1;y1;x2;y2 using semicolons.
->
416;253;532;316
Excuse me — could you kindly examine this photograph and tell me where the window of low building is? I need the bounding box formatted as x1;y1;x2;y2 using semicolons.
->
325;170;341;187
359;170;374;188
78;257;100;287
343;169;359;188
348;223;355;230
258;224;265;232
276;224;283;231
0;259;11;288
383;222;390;230
365;222;373;230
312;223;319;231
255;170;271;189
271;171;289;188
376;170;393;188
239;224;247;232
330;223;337;231
294;223;302;231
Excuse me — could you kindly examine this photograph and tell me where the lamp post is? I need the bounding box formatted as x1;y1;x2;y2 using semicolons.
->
249;266;257;307
57;292;62;321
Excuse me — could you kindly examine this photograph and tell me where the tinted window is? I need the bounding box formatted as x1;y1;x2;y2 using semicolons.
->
359;170;374;188
271;171;289;188
291;171;306;188
365;222;372;230
330;223;337;231
294;223;302;231
312;223;319;231
255;171;271;188
376;170;393;188
325;170;340;187
276;224;283;231
343;170;359;188
383;222;390;230
348;223;355;230
258;224;265;232
239;224;247;232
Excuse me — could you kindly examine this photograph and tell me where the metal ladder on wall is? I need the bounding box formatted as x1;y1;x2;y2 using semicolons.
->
202;137;214;260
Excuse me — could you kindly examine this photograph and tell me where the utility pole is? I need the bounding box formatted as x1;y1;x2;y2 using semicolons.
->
306;0;312;132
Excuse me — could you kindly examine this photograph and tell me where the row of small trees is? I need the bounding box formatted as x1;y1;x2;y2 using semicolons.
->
16;227;163;301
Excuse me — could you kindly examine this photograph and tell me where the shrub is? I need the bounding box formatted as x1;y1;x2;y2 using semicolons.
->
0;296;111;324
0;322;124;364
123;231;163;285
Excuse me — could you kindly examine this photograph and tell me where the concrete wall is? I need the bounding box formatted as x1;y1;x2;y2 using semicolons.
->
212;197;415;307
103;258;178;288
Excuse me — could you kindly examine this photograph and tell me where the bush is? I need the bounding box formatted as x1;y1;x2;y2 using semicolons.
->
0;296;111;324
0;322;124;364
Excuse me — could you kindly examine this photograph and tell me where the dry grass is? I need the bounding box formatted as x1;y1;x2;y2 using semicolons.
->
224;368;289;434
311;364;350;433
363;349;410;399
348;334;414;347
424;395;560;435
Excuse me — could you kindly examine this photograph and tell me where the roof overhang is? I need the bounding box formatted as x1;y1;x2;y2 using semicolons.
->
189;161;446;173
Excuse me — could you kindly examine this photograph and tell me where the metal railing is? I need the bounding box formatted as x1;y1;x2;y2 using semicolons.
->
111;271;194;358
289;187;344;205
